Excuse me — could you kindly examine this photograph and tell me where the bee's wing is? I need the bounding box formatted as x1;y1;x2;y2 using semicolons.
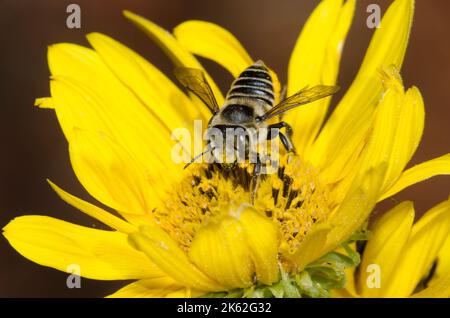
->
258;85;340;121
174;67;220;114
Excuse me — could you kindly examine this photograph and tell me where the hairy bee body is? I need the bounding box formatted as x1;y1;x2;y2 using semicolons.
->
206;61;278;165
174;60;339;200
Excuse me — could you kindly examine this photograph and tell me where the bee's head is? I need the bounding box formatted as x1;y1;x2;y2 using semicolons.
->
207;124;249;144
206;125;255;163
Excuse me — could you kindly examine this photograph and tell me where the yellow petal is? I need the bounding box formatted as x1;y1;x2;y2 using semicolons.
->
413;216;450;298
384;198;450;297
107;277;182;298
335;69;424;198
48;43;181;183
290;225;330;270
323;164;386;254
286;0;355;155
68;128;161;216
358;201;415;297
311;0;414;171
129;225;224;292
3;216;162;280
332;287;358;298
110;279;204;298
123;10;224;106
436;230;450;281
173;20;253;78
86;32;207;137
165;289;192;298
382;86;425;192
48;180;137;234
34;97;54;109
189;216;254;289
343;70;403;181
288;0;350;93
239;207;279;285
412;272;450;298
380;153;450;200
319;129;367;186
352;68;419;192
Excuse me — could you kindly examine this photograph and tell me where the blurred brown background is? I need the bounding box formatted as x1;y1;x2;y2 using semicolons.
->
0;0;449;297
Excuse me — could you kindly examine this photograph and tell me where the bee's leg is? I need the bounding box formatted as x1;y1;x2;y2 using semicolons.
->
250;155;262;204
278;133;295;154
267;122;296;154
267;121;293;138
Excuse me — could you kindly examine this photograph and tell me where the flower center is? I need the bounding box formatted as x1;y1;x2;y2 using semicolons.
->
152;155;332;256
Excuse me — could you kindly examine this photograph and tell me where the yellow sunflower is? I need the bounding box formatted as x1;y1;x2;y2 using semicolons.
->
3;0;450;297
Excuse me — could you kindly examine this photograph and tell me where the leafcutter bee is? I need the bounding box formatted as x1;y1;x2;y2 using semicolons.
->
175;60;339;200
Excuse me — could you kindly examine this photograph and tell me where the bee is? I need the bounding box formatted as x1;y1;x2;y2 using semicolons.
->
175;60;339;199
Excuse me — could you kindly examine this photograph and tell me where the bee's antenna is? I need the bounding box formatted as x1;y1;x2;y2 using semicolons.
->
184;145;214;169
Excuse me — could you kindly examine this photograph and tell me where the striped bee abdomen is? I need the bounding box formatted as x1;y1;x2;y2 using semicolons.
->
226;61;275;107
